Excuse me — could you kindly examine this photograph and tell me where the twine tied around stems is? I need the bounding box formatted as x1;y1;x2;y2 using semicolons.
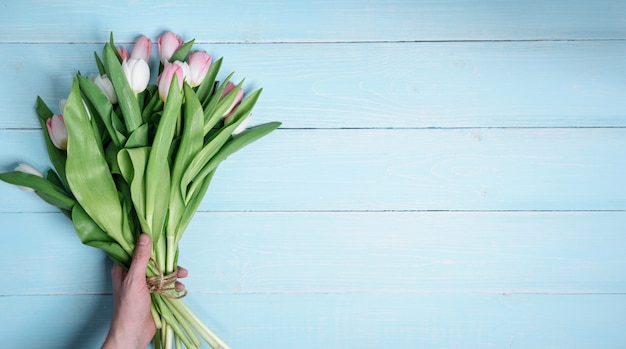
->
147;258;188;299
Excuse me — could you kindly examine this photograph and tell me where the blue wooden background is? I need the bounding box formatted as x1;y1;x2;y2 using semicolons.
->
1;1;625;348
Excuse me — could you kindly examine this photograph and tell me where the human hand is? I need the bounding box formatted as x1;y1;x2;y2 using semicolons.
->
102;234;188;349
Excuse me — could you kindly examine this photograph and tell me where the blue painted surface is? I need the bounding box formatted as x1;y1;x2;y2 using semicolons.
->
0;1;625;348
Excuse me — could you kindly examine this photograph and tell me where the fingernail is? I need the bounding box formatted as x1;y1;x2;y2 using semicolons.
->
138;234;149;246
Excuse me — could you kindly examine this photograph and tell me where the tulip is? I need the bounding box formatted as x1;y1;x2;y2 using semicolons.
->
59;99;67;115
221;82;244;117
122;58;150;94
158;63;184;101
172;60;191;83
46;114;68;150
232;115;252;135
117;46;130;61
130;35;152;62
187;51;212;87
14;163;44;192
158;31;183;64
93;74;117;104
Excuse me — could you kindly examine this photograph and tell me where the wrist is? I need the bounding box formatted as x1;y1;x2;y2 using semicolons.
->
102;325;149;349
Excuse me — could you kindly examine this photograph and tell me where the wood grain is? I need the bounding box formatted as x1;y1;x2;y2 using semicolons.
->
1;294;624;349
1;41;625;129
1;211;624;295
1;0;625;42
1;128;624;212
0;0;624;348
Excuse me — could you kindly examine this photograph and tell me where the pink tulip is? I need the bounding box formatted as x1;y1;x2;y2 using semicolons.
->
187;51;212;87
130;35;152;62
158;63;184;101
158;31;183;64
221;82;244;117
122;58;150;94
117;46;130;61
46;114;68;150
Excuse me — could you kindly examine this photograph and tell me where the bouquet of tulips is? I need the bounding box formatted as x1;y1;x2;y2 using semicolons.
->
0;31;280;348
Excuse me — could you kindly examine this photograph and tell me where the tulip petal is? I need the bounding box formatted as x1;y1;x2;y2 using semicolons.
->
195;57;222;104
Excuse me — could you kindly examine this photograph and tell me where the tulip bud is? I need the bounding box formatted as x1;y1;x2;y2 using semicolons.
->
93;74;117;104
172;60;191;83
117;46;130;61
232;115;252;136
221;82;244;117
14;163;44;192
59;99;67;115
158;31;183;64
122;58;150;94
187;51;212;87
158;63;184;101
130;35;152;62
46;114;68;150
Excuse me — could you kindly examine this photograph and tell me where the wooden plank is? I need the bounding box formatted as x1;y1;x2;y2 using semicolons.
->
1;211;624;295
1;128;625;212
1;41;626;129
0;293;624;348
1;1;625;42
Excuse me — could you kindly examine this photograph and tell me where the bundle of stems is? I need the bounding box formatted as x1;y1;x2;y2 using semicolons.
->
0;33;279;348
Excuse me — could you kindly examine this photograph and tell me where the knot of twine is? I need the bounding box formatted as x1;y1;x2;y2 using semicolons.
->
146;258;187;299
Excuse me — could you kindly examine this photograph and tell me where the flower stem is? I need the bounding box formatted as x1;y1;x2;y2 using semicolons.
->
153;294;196;348
168;299;202;347
165;297;230;349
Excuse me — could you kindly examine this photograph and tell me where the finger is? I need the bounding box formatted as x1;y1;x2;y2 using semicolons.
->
175;281;186;293
128;233;152;280
110;263;125;286
176;266;188;279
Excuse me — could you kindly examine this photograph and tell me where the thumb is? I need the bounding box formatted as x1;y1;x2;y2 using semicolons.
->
128;233;152;279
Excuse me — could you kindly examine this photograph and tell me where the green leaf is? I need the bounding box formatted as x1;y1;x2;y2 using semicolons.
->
195;57;222;105
35;97;67;185
40;169;74;210
0;171;75;210
94;52;106;75
45;169;66;191
141;90;163;124
126;122;149;148
111;109;128;143
212;79;245;123
185;122;281;203
103;42;143;133
77;75;122;147
202;73;235;135
167;84;205;243
72;203;132;268
169;39;195;63
64;78;132;254
178;170;215;236
145;76;183;245
117;147;151;234
109;32;123;63
181;88;262;202
225;87;262;126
